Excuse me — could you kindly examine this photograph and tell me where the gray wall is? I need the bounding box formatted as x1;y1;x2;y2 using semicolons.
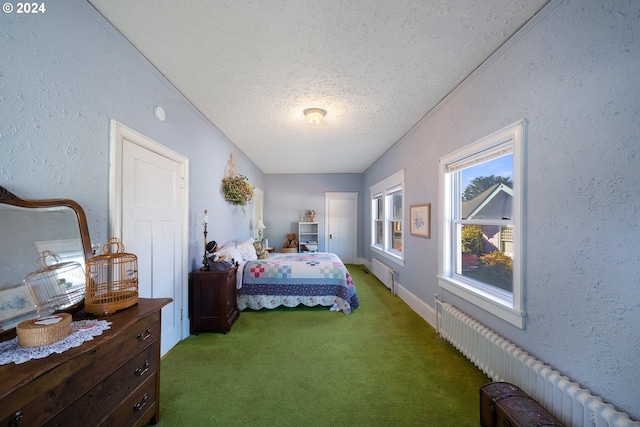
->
363;0;640;419
1;2;264;276
263;174;362;251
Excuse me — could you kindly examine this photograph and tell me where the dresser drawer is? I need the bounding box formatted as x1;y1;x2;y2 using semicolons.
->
99;373;158;427
0;313;161;426
44;340;159;427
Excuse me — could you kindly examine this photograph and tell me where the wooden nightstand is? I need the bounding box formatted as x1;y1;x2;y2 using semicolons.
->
189;267;239;334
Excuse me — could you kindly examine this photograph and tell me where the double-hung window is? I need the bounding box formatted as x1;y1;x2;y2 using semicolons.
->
371;169;405;266
438;121;525;328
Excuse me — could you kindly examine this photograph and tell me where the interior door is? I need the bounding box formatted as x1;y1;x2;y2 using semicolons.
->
110;120;188;356
325;192;358;263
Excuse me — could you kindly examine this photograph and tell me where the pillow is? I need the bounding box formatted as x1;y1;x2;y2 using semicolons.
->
220;241;236;250
236;238;258;261
216;242;243;264
253;241;268;259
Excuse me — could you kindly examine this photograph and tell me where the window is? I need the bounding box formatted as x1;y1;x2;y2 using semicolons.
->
371;169;405;266
373;195;383;246
438;121;525;328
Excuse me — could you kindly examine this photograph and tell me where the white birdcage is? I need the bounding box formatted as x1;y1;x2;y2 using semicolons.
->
24;250;85;317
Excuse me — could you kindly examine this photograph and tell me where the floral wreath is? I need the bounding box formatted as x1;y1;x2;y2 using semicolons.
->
221;153;254;207
221;174;254;206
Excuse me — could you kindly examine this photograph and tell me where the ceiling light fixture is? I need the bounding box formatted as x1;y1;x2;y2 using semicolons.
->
304;108;326;123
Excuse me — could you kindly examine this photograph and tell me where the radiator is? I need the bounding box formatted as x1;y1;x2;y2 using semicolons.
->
371;258;395;294
435;298;640;427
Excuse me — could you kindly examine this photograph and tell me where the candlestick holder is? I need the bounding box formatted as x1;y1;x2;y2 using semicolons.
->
200;210;209;271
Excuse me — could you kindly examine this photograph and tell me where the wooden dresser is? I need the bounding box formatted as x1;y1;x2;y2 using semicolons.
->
189;267;239;334
0;298;171;427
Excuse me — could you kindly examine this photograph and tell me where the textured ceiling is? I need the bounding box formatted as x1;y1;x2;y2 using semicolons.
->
88;0;548;174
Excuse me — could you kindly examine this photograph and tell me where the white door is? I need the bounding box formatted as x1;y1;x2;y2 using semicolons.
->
324;192;358;263
110;121;188;356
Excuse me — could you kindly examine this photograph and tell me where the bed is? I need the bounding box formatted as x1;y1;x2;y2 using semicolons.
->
237;252;359;314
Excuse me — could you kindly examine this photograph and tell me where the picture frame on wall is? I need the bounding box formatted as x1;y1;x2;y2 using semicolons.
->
0;286;37;325
410;204;431;238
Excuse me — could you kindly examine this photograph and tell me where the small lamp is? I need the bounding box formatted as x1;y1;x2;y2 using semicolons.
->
201;210;209;270
256;219;266;242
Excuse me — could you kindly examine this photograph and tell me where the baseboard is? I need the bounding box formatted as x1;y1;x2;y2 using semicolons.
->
353;257;367;265
394;280;437;329
359;259;436;329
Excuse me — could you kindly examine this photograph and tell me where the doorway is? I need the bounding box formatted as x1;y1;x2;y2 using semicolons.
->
324;192;358;263
109;120;189;356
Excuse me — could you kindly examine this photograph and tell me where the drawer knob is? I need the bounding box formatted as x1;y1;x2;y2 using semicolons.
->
10;410;23;426
136;327;151;341
133;393;148;412
135;360;150;377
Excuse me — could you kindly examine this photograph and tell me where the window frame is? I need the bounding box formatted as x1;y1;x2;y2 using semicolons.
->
438;121;526;328
370;169;405;267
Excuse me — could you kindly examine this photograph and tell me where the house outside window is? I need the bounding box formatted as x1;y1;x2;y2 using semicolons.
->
438;121;525;328
371;169;405;266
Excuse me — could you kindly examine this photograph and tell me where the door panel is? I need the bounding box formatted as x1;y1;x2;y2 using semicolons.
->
122;140;183;356
111;120;187;357
325;192;358;264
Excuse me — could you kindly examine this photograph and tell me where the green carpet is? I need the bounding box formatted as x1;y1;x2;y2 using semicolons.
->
157;265;489;426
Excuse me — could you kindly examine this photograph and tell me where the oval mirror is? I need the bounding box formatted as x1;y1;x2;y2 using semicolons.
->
0;186;92;340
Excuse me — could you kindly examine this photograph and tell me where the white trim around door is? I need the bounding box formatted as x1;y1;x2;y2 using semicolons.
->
109;119;190;355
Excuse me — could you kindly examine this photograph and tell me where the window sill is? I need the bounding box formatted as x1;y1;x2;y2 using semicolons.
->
438;276;525;328
370;245;404;267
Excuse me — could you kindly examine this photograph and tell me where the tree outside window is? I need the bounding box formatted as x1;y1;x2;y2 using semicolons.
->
458;167;514;292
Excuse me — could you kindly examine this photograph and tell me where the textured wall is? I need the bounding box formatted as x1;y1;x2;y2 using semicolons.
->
364;0;640;419
0;1;263;256
264;174;362;252
0;0;264;340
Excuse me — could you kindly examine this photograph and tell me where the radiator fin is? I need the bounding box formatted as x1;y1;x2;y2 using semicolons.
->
371;258;395;293
436;301;639;427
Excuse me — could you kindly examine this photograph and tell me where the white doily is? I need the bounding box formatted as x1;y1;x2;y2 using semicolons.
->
0;319;112;365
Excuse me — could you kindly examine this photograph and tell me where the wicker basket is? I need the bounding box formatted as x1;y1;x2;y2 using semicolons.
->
85;237;138;316
24;251;86;317
17;313;72;347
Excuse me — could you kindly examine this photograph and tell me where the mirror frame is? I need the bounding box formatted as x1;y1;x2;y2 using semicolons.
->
0;186;93;341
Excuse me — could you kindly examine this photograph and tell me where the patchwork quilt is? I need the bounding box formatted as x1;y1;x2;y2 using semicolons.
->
238;252;359;314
